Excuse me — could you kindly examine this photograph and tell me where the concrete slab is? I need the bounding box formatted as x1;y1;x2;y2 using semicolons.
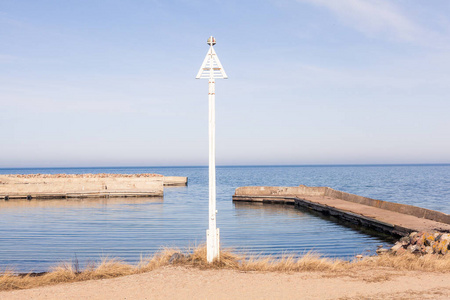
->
0;174;169;199
233;186;450;236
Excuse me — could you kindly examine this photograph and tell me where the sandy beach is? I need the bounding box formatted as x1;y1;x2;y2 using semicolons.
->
1;266;450;300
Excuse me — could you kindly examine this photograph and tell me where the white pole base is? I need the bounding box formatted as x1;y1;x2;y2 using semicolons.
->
206;228;220;263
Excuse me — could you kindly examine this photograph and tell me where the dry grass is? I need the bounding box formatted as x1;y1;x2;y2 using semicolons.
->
355;251;450;272
1;246;450;292
0;250;176;292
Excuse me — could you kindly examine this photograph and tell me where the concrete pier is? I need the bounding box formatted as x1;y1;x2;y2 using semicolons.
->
233;185;450;236
0;174;187;200
163;176;188;186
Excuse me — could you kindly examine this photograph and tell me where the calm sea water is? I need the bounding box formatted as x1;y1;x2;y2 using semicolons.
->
1;164;449;272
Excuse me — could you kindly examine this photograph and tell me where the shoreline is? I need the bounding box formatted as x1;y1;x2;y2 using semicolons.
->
2;265;450;299
2;246;450;292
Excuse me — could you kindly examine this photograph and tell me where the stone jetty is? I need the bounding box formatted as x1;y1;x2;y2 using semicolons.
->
0;174;187;200
233;185;450;237
387;231;450;255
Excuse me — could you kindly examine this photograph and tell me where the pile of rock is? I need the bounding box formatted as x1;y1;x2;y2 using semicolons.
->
389;232;450;255
5;173;163;178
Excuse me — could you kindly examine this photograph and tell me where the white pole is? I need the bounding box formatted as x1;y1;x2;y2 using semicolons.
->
196;36;226;263
207;64;219;263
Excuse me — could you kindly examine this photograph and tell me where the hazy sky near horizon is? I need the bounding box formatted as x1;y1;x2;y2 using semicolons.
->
1;0;450;168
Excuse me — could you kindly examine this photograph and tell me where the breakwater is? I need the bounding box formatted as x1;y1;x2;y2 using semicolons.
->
0;174;188;200
388;231;450;255
233;185;450;237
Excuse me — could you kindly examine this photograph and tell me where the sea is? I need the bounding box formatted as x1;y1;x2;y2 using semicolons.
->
1;164;449;273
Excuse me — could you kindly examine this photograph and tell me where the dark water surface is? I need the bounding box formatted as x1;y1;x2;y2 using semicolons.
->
1;165;449;272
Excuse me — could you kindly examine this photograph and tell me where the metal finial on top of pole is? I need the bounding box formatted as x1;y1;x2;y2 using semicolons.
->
196;36;228;263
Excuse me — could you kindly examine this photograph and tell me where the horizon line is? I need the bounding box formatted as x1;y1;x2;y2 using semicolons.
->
1;163;450;170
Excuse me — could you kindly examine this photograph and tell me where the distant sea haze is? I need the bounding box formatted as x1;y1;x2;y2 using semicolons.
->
1;164;449;272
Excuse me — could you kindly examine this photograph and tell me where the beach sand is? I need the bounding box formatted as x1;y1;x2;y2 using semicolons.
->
1;266;449;299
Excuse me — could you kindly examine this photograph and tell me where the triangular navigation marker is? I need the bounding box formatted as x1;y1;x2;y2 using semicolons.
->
196;37;228;79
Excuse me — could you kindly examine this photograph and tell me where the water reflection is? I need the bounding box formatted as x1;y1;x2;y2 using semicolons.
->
225;201;394;259
233;202;396;244
0;197;167;272
233;202;306;218
0;197;164;211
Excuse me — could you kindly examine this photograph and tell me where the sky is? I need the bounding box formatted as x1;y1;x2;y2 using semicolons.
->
1;0;450;168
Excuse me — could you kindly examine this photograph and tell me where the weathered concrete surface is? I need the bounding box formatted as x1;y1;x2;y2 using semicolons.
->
233;185;450;236
0;174;169;199
163;176;188;186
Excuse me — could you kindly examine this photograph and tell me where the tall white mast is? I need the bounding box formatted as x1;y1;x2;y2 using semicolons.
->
196;36;228;263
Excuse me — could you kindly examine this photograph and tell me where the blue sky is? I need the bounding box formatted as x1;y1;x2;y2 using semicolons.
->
1;0;449;167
